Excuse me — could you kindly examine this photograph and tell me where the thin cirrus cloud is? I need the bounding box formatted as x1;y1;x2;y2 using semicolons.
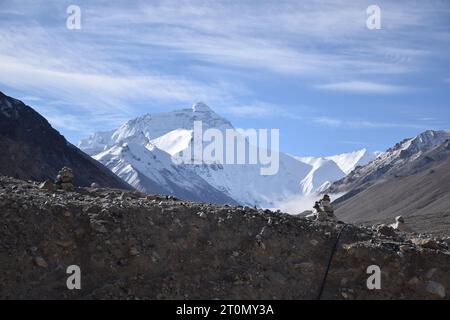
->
313;117;429;129
314;81;410;94
85;1;425;78
0;0;449;145
0;55;232;112
222;102;303;120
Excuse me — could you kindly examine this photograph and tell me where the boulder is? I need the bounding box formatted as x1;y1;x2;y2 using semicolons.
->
376;224;396;237
411;238;443;250
38;180;54;191
426;281;446;298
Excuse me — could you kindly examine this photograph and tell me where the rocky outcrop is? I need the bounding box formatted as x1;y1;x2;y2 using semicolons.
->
0;175;449;300
0;91;131;190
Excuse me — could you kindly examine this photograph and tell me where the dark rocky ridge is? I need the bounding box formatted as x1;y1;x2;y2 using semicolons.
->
0;176;449;299
0;91;131;189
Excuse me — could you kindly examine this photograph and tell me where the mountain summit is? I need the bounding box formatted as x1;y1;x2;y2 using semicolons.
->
192;102;212;113
79;103;378;209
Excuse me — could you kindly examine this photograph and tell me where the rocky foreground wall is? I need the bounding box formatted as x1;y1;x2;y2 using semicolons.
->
0;176;449;299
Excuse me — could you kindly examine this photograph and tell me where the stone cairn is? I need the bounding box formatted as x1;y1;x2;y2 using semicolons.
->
54;167;75;191
306;194;337;221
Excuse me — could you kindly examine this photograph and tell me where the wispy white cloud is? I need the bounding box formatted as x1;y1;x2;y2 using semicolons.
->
85;2;421;77
339;140;366;146
0;54;234;112
313;116;429;129
0;0;449;141
222;102;303;120
314;81;409;94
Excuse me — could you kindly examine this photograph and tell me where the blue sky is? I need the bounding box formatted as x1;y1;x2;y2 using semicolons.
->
1;0;450;156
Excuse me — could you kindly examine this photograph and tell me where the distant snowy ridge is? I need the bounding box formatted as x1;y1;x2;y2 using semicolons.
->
326;129;450;197
327;149;379;174
294;148;379;194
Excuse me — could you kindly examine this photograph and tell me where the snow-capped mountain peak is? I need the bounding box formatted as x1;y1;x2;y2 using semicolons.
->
78;103;233;155
326;129;450;196
294;149;379;194
327;148;379;174
379;129;450;165
78;102;383;210
298;158;346;194
192;102;212;113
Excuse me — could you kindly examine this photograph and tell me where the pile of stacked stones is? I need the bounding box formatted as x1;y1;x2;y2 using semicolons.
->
54;167;75;191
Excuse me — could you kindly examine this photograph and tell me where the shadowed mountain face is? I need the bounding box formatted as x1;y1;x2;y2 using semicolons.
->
0;91;131;189
332;135;450;234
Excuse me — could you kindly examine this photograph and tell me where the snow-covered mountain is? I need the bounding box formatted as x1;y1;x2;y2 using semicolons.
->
327;149;379;174
295;157;346;194
92;132;238;204
327;129;450;197
78;102;378;209
295;149;378;194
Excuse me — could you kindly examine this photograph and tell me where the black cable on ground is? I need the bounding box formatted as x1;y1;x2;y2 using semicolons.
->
317;223;348;300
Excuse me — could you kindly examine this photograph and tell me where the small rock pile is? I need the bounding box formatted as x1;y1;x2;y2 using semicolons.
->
306;194;337;222
54;167;75;191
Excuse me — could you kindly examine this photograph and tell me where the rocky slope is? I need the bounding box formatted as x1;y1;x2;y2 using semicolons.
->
333;138;450;232
327;130;450;198
0;91;131;190
0;175;449;300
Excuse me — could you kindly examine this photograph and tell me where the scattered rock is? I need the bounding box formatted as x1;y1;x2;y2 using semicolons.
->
129;247;140;256
34;256;48;268
197;211;207;219
407;277;420;286
316;211;329;222
38;180;54;191
426;268;437;279
411;238;442;250
294;262;315;273
90;221;108;233
60;183;74;191
55;240;74;248
426;281;446;298
376;224;396;237
255;234;266;250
